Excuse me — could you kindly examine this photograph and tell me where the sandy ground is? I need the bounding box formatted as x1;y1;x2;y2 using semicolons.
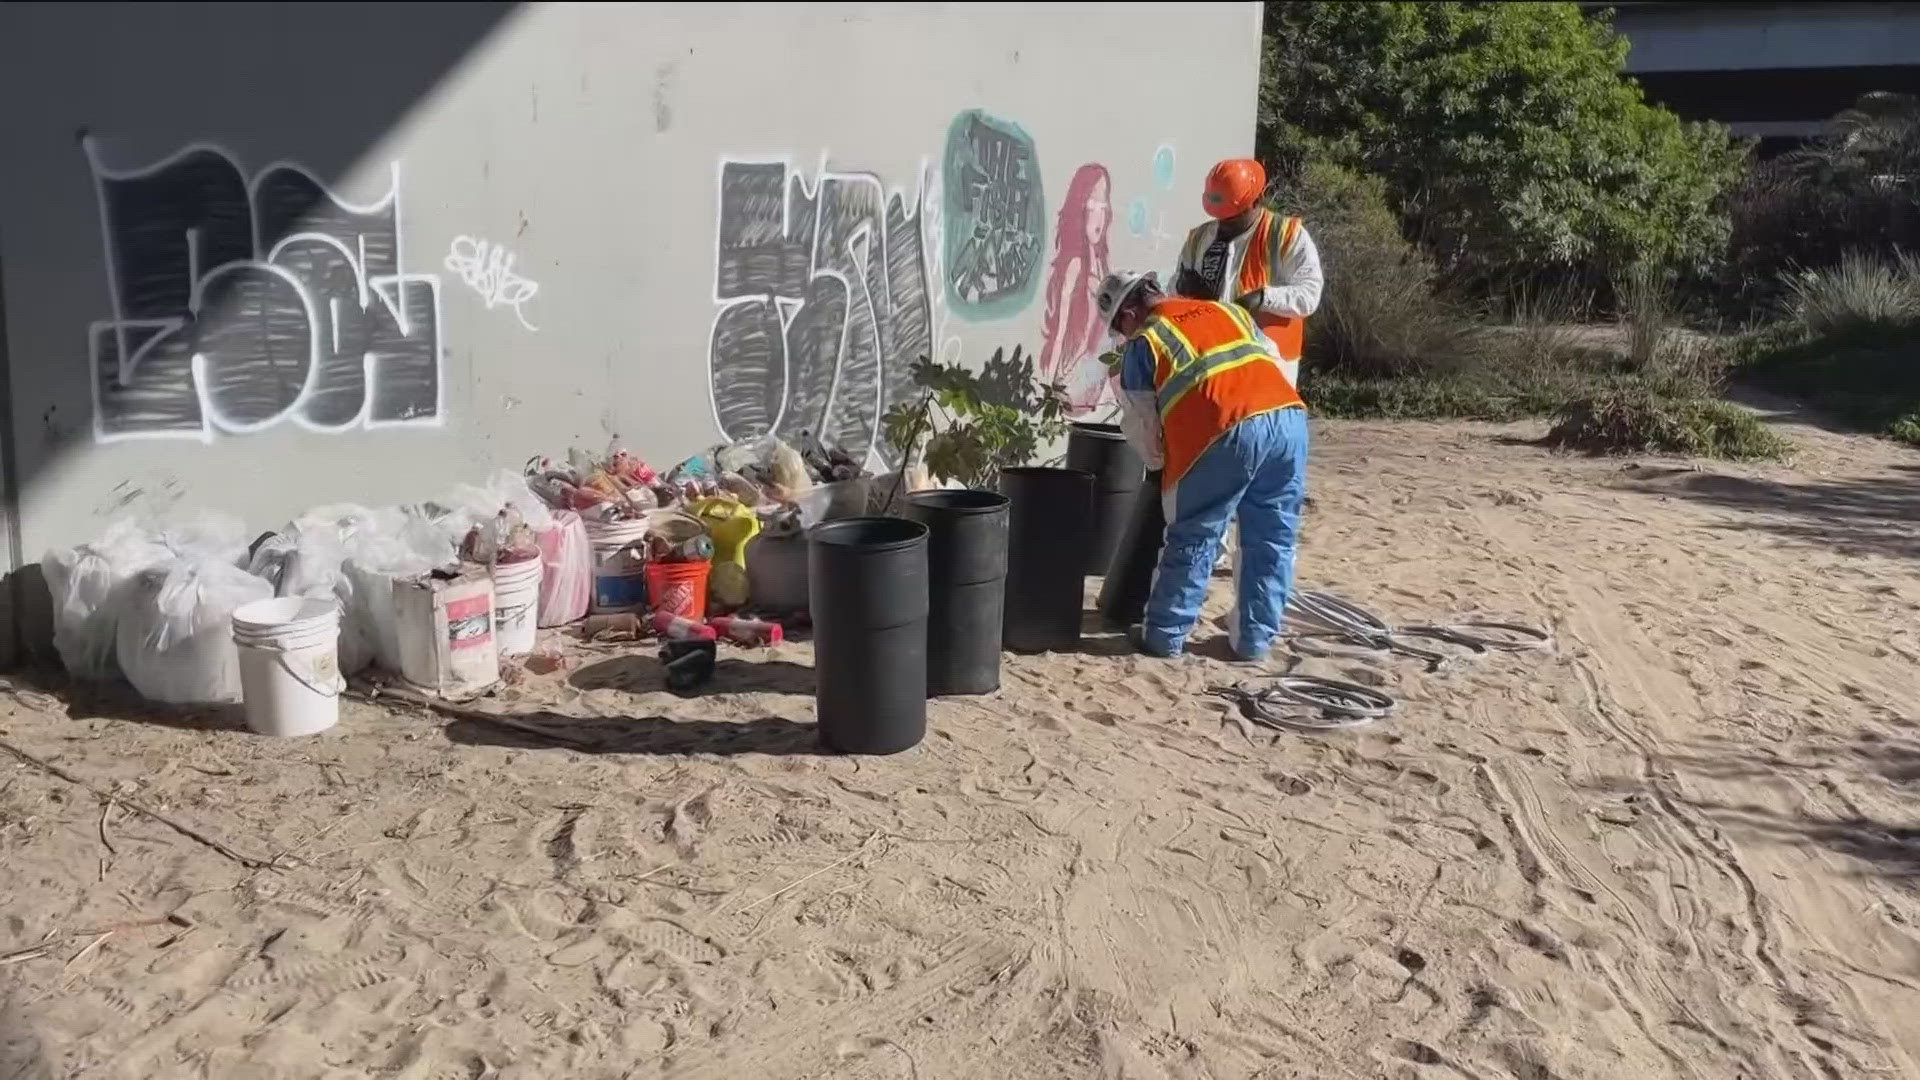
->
3;413;1920;1080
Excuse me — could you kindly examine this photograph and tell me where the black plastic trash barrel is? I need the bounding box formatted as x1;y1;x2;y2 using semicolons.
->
998;466;1093;653
1066;423;1145;574
808;517;929;754
1096;469;1167;627
905;489;1010;696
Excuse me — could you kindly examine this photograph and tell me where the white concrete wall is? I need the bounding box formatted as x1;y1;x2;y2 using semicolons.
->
0;1;1263;652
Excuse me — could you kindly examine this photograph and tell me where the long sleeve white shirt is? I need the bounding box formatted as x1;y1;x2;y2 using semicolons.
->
1174;212;1324;319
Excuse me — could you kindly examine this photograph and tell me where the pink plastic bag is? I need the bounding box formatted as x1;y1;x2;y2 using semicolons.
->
536;511;592;627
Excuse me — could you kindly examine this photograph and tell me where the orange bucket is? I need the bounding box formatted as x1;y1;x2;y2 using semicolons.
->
645;558;711;621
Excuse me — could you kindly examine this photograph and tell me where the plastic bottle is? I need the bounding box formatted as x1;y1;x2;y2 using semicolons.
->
708;615;784;646
650;611;717;641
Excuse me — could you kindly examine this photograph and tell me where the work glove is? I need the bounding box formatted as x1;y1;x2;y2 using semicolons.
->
1234;289;1264;314
1173;268;1214;299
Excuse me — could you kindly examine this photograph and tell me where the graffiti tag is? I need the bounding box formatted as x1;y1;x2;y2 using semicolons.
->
445;235;540;332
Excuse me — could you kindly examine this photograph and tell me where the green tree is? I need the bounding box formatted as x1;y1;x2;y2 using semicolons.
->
1259;1;1745;291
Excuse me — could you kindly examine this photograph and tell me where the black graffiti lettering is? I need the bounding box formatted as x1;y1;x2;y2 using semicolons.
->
192;263;311;429
708;161;933;466
84;140;442;441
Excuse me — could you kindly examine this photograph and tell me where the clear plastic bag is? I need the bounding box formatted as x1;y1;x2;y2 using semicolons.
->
153;512;249;567
443;471;554;532
115;556;273;704
768;439;810;497
41;521;172;681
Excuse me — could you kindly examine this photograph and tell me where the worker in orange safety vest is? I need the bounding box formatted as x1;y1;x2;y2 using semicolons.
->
1172;158;1323;389
1101;269;1309;661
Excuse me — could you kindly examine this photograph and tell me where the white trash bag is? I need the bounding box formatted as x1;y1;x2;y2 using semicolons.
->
41;522;171;682
115;556;273;705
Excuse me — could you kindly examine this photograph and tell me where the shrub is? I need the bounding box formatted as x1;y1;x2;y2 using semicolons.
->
1723;93;1920;314
1779;251;1920;336
1305;365;1587;422
1891;413;1920;447
1271;158;1478;379
1498;276;1595;366
1545;391;1788;460
1259;2;1745;292
1617;262;1673;370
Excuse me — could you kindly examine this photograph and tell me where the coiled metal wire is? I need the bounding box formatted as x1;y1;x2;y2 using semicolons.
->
1211;674;1397;732
1284;591;1552;671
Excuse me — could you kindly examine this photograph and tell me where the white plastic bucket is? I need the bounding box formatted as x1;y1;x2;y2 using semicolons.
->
586;518;650;614
231;596;343;737
492;556;542;656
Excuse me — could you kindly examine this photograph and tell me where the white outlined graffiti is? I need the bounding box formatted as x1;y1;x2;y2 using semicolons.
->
707;156;936;467
444;235;539;332
918;168;966;371
82;137;444;443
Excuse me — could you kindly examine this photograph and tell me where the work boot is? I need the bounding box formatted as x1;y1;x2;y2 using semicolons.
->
1128;624;1180;659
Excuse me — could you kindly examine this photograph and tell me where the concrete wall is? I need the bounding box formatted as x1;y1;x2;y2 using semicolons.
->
1608;1;1920;73
0;1;1264;659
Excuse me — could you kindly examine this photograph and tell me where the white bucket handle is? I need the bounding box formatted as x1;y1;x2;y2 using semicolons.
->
248;642;346;699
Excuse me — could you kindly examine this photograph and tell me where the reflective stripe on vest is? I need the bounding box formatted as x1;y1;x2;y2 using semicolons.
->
1150;302;1268;415
1139;299;1304;485
1237;211;1306;364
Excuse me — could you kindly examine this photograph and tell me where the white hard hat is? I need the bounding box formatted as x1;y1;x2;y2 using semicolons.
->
1096;270;1159;333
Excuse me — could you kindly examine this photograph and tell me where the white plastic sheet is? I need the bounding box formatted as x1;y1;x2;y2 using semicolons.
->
115;556;273;705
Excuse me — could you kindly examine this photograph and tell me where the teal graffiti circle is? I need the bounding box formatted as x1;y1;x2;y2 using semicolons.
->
1127;197;1150;238
941;109;1046;321
1152;145;1176;191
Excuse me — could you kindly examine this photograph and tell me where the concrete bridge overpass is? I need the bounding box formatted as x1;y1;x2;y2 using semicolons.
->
1591;1;1920;151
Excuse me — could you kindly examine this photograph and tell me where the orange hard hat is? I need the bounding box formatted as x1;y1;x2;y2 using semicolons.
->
1203;158;1266;220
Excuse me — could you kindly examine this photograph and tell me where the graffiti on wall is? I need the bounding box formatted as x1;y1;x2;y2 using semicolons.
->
1037;164;1114;415
82;138;443;443
1127;143;1179;257
941;110;1045;321
708;158;935;466
444;235;540;331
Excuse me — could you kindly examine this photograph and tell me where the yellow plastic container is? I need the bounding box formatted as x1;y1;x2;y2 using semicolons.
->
690;497;761;610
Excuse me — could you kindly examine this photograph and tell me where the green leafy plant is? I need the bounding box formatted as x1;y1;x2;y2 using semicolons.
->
882;346;1069;491
1890;413;1920;447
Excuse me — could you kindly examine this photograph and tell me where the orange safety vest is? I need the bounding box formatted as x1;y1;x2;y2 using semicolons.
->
1239;211;1306;362
1137;298;1305;487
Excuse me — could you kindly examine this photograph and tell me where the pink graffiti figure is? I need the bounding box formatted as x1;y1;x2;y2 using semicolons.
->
1037;164;1114;414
